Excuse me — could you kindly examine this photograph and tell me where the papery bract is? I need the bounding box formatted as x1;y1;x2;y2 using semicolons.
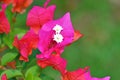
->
13;29;39;62
73;30;83;42
37;12;74;59
1;74;7;80
37;54;67;75
62;68;110;80
26;5;56;33
12;0;33;13
67;30;83;46
0;4;10;34
62;67;89;80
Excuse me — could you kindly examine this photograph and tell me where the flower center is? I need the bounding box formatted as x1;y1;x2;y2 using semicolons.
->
53;24;64;43
53;34;63;43
53;24;63;34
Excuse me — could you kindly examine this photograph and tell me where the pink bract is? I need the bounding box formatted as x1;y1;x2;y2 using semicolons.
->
37;54;67;75
92;77;110;80
62;67;89;80
37;12;74;59
62;68;110;80
13;29;39;62
1;74;7;80
0;4;10;34
26;5;56;33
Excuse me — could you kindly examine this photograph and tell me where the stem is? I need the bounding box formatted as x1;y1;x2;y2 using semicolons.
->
11;12;18;31
0;46;7;53
0;34;4;47
16;66;23;68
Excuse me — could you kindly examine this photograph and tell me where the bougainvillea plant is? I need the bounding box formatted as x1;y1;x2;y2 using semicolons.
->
0;0;110;80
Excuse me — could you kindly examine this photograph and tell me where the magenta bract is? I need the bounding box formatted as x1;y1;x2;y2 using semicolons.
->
37;12;74;59
26;5;56;33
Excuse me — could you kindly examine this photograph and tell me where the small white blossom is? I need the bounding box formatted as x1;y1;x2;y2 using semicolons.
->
53;24;63;34
53;33;63;43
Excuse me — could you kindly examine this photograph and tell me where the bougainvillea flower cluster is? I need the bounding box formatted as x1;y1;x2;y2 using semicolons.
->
36;1;110;80
35;10;110;79
0;4;10;34
0;0;110;80
36;12;74;59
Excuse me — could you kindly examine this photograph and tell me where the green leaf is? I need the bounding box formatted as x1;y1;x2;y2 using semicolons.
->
25;65;41;77
25;73;34;80
3;32;14;49
0;69;23;79
40;74;54;80
42;76;54;80
0;70;3;75
24;49;40;69
25;59;36;69
1;52;18;65
3;28;26;49
25;65;41;80
34;77;42;80
25;73;41;80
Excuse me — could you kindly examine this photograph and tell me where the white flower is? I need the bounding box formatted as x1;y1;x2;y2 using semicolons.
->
53;33;63;43
53;24;63;34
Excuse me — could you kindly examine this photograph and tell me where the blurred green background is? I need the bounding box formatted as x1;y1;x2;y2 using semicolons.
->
5;0;120;80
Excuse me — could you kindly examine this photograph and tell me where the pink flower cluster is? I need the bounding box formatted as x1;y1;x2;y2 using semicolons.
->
1;0;110;80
